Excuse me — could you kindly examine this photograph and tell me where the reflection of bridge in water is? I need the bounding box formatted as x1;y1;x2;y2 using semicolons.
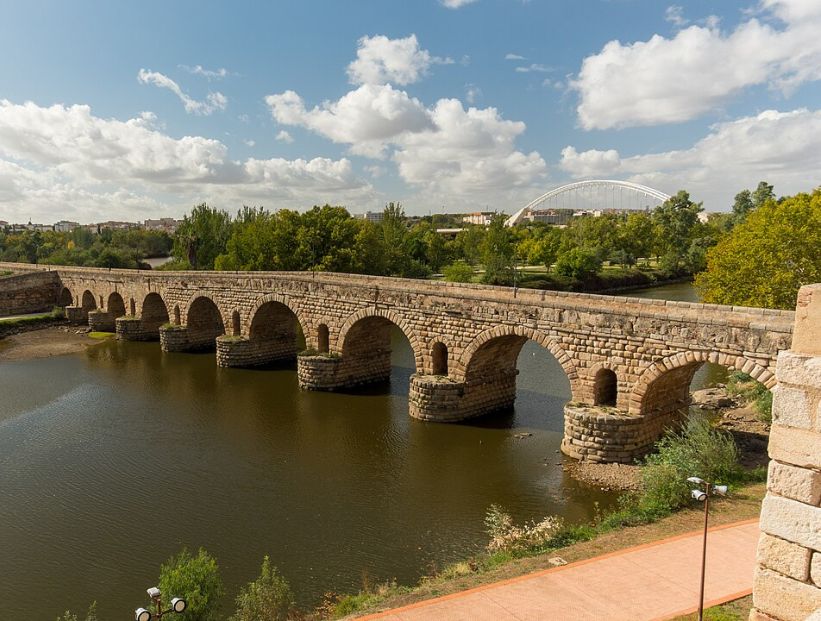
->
507;179;671;226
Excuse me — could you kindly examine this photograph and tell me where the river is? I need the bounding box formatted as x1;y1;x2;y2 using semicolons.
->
0;282;710;618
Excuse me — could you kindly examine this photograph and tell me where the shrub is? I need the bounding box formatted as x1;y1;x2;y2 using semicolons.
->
157;548;223;621
641;415;741;513
442;260;475;283
726;371;772;423
230;556;294;621
484;504;564;553
554;248;602;281
55;603;97;621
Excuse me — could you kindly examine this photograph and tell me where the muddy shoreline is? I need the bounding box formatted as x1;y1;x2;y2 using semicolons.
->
0;326;104;361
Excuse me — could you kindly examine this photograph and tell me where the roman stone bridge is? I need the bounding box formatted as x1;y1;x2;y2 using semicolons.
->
0;262;795;462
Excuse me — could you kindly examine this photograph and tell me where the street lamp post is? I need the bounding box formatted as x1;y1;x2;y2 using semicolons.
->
687;477;728;621
135;586;187;621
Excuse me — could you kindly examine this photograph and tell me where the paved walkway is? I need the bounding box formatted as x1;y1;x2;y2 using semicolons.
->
357;519;759;621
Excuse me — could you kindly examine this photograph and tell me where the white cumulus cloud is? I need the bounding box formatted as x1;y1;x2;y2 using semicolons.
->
346;34;451;86
573;0;821;129
440;0;478;8
560;108;821;208
0;100;373;222
138;69;228;116
275;130;294;144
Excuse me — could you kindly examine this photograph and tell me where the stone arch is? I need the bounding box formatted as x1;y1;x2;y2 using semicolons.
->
455;325;580;418
336;307;424;372
58;287;73;307
593;368;618;406
107;292;126;319
81;290;97;313
630;350;775;416
457;325;580;391
431;341;448;376
140;292;170;338
184;295;225;350
246;294;310;340
317;324;330;353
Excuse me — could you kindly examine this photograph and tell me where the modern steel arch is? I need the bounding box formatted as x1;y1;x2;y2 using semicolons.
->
506;180;671;226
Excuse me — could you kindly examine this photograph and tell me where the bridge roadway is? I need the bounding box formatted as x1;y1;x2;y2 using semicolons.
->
0;262;794;463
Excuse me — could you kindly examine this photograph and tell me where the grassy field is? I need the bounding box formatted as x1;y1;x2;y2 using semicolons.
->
670;594;752;620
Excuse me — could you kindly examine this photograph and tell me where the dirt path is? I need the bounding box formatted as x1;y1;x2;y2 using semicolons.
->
0;326;100;361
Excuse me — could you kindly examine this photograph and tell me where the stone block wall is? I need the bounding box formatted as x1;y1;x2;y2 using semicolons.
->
751;284;821;621
87;310;115;332
561;404;683;463
116;316;158;341
159;325;191;352
0;271;60;316
216;336;297;368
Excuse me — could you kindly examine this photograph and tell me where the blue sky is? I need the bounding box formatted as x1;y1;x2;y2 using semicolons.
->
0;0;819;223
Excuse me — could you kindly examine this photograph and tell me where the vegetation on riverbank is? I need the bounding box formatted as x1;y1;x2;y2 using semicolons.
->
670;595;752;621
0;307;66;338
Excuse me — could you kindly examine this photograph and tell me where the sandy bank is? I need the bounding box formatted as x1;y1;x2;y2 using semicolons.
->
0;326;104;361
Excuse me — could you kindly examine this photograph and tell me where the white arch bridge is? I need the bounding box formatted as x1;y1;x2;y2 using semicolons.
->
506;180;671;226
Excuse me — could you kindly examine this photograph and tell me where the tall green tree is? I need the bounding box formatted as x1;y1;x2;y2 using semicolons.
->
157;548;224;621
173;203;233;269
695;189;821;309
480;214;514;284
652;190;703;271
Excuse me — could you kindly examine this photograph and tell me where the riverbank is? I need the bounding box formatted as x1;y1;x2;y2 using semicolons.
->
316;483;765;620
0;325;104;361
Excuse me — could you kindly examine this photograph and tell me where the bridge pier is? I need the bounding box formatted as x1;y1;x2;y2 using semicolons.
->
87;310;115;332
216;335;298;368
116;316;158;341
65;305;86;325
296;349;391;390
159;325;193;352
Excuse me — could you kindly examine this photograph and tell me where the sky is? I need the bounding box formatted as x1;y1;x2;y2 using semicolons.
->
0;0;819;223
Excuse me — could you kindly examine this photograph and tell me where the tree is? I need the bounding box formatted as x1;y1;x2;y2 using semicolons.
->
173;204;233;270
652;190;703;271
480;214;514;284
229;556;294;621
157;548;224;621
751;180;775;209
731;189;754;223
554;247;602;281
695;189;821;309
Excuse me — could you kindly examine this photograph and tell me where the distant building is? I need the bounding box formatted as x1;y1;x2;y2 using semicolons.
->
144;218;181;233
54;220;80;232
523;209;573;226
435;228;463;239
354;211;384;224
461;211;495;226
97;221;139;231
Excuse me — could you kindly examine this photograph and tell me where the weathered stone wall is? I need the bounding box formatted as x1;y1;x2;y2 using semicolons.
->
116;316;157;341
751;284;821;621
0;271;60;316
87;310;115;332
216;336;297;368
560;404;683;463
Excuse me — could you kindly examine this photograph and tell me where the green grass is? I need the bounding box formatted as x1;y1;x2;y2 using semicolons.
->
87;331;115;340
0;307;64;326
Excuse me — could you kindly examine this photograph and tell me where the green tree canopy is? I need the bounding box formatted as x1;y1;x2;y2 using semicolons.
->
174;203;233;269
157;547;224;621
229;556;294;621
695;189;821;309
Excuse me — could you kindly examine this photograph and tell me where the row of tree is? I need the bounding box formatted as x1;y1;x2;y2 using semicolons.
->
0;227;172;268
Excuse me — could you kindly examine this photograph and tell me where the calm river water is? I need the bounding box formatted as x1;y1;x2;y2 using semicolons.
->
0;281;711;618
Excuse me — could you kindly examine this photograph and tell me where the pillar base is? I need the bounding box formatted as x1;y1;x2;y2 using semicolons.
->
159;325;190;352
216;336;297;368
87;310;115;332
297;354;346;390
409;375;468;422
116;316;157;341
560;403;685;463
65;306;86;325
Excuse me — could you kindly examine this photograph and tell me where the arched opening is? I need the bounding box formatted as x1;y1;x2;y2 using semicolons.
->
231;310;241;337
107;292;126;319
248;301;305;362
173;305;181;325
461;333;572;428
141;293;170;339
186;297;225;351
432;342;448;376
58;287;73;307
80;290;97;320
129;298;136;315
99;294;104;308
317;324;330;353
593;369;618;406
340;316;418;389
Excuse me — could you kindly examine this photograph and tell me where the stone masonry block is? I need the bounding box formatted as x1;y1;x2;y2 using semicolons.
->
756;533;811;582
753;568;821;621
760;494;821;552
768;425;821;470
776;350;821;388
771;384;813;430
768;460;821;506
813;552;821;587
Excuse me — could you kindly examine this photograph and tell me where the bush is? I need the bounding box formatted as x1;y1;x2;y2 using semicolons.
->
55;603;97;621
484;504;564;553
726;371;772;423
442;260;474;282
641;415;741;513
230;556;294;621
157;548;223;621
554;248;602;281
